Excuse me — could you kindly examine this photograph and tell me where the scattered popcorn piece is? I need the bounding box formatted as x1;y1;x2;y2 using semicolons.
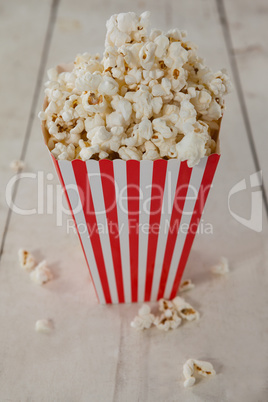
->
153;298;182;331
10;160;25;172
211;257;229;275
184;377;196;388
158;298;174;313
40;11;231;167
30;260;53;285
172;296;200;321
35;319;54;334
18;249;36;272
179;279;195;292
154;310;182;331
183;358;216;387
130;304;155;330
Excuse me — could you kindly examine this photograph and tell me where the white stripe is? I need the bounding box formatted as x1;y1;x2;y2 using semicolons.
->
164;157;208;299
150;160;181;301
86;160;118;304
138;161;154;302
58;161;105;304
113;160;131;303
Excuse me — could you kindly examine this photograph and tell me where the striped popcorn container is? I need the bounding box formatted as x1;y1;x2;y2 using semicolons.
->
42;120;220;305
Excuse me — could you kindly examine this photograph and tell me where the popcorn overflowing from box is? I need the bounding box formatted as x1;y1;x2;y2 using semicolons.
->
40;12;230;304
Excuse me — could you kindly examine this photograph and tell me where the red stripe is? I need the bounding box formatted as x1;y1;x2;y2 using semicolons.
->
170;154;220;299
157;161;192;299
72;160;112;304
126;160;140;302
144;160;168;301
99;160;125;303
52;157;100;302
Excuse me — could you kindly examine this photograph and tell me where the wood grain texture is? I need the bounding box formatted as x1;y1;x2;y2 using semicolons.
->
0;0;54;247
0;0;267;401
217;0;268;214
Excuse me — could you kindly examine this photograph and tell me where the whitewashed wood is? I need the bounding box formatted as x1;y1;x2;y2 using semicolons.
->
0;0;52;241
0;0;267;401
224;0;268;199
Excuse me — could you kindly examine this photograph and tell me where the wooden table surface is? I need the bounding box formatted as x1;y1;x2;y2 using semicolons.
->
0;1;267;401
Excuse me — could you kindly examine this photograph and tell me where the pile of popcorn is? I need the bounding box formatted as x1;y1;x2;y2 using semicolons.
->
131;295;199;331
39;11;231;167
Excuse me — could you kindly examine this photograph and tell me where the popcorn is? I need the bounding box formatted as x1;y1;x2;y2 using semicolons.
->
154;311;182;331
98;76;119;96
106;12;150;48
154;34;169;58
91;126;112;145
203;69;232;97
176;99;197;135
165;41;188;68
30;260;53;285
152;118;173;139
10;160;25;172
106;112;125;128
18;248;36;272
131;296;200;332
125;86;154;120
116;98;133;122
79;144;100;161
70;119;84;135
142;141;160;160
106;13;137;48
47;67;58;82
151;77;172;99
172;296;200;321
139;118;153;140
40;11;231;166
130;304;155;330
176;122;211;167
118;146;142;161
51;143;75;161
75;71;102;92
139;42;156;70
125;67;142;86
211;256;229;275
179;279;195;292
85;114;105;132
35;319;54;333
154;298;182;331
81;92;107;114
183;359;216;387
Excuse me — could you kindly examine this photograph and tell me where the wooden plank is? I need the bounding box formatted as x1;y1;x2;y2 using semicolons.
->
0;0;267;401
0;0;57;248
217;0;268;214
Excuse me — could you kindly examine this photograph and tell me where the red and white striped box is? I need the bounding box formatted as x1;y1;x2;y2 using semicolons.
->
50;153;219;304
42;85;220;304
